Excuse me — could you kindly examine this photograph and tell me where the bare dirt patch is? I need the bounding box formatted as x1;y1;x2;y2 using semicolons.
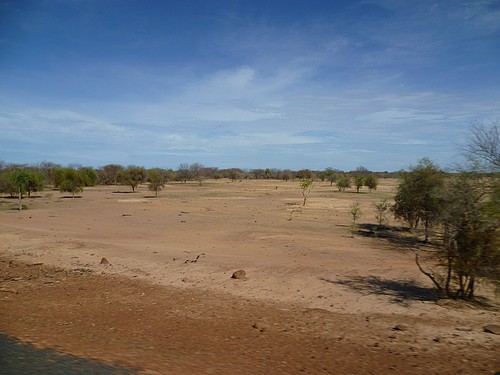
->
1;180;499;374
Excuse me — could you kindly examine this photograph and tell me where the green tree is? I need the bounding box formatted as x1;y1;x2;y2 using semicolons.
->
0;172;16;197
352;166;370;193
148;168;167;197
364;175;378;192
350;202;362;236
300;179;314;206
374;199;390;227
336;174;351;192
354;175;364;193
97;164;124;185
25;170;44;197
414;123;500;300
79;167;97;186
416;173;499;299
118;166;146;192
392;158;444;241
10;170;30;210
55;168;85;198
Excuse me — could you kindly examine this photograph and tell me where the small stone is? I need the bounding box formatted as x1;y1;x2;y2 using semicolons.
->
100;257;109;265
483;324;500;335
231;270;246;279
393;324;409;332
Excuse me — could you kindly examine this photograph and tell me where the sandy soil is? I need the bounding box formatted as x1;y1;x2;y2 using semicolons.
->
0;179;499;374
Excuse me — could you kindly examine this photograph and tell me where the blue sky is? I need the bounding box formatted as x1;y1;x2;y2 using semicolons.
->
1;0;499;171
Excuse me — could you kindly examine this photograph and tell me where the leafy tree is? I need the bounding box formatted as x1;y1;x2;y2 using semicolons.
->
0;172;16;197
55;168;85;198
227;169;240;181
10;170;30;210
97;164;124;185
24;170;44;197
350;202;362;235
416;172;499;299
354;175;364;193
364;175;378;192
323;168;339;186
148;168;167;197
392;158;444;241
79;167;97;186
118;166;146;192
336;174;351;192
374;199;390;227
299;179;314;206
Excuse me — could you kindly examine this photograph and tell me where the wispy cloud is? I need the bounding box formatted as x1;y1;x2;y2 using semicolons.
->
0;1;498;170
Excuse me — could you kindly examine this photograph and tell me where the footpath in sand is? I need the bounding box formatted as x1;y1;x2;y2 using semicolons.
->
1;180;499;374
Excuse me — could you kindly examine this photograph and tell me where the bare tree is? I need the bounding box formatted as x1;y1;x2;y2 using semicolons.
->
465;120;499;170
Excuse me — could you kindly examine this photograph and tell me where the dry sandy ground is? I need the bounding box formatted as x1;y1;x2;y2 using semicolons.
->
0;179;499;374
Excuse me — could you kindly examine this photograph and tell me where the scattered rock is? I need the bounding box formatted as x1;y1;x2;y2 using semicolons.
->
483;324;500;335
100;257;109;265
231;270;246;280
252;322;266;332
393;324;409;332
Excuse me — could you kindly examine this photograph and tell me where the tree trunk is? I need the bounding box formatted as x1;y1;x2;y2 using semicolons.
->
18;188;22;211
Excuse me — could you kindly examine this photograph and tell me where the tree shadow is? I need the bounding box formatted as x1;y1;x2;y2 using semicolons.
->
356;223;427;251
321;275;437;306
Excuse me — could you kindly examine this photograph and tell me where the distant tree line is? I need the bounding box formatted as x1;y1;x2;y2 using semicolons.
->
0;161;395;199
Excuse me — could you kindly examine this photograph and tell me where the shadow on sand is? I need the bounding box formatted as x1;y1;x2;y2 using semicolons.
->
321;275;437;306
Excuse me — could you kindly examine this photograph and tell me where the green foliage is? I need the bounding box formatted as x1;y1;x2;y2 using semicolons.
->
350;202;362;224
118;166;146;192
79;167;97;186
336;174;351;191
24;170;44;197
354;175;364;193
10;170;31;210
417;172;499;299
10;170;30;194
55;168;85;197
373;199;390;227
364;175;378;192
392;158;444;240
97;164;124;185
299;179;314;206
0;172;16;196
148;168;167;197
